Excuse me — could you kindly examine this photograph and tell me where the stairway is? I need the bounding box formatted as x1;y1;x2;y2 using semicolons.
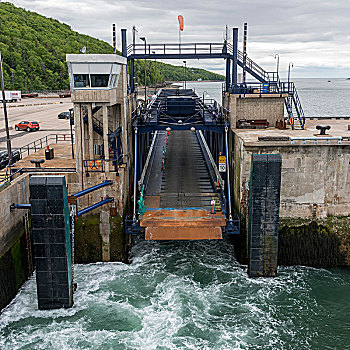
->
226;44;306;130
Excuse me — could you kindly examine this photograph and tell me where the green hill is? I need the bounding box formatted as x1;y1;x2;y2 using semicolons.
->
0;2;224;91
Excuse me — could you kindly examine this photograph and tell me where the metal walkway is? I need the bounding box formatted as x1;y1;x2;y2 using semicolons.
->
126;88;239;239
145;130;216;210
120;28;305;130
141;130;225;240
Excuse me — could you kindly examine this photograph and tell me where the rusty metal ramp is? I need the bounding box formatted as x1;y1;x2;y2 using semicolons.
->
140;208;225;240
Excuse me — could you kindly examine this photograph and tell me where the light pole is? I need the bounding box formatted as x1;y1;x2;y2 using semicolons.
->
11;68;15;90
183;60;187;89
202;90;207;115
152;51;157;92
140;37;147;107
0;52;12;165
274;54;279;79
288;62;293;91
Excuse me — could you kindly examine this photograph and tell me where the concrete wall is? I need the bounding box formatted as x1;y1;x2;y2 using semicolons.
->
231;133;350;266
0;175;32;311
233;137;350;219
0;175;30;254
223;93;285;128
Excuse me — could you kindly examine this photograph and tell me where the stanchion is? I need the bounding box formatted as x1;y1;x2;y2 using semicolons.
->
211;198;216;214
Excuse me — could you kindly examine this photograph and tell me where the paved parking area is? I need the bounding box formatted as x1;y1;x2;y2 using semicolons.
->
0;98;73;151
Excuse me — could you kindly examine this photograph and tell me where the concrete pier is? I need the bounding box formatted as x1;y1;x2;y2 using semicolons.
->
225;89;350;267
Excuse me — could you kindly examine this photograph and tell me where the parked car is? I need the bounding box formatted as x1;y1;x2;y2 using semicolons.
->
58;111;70;119
0;151;8;170
0;150;21;170
15;121;40;131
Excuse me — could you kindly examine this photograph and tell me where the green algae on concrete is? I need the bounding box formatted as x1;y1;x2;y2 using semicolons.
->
110;213;127;263
74;214;102;263
0;220;31;311
278;217;350;267
231;215;350;268
11;240;25;289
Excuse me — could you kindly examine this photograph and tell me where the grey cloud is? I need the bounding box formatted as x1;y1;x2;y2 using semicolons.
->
9;0;350;77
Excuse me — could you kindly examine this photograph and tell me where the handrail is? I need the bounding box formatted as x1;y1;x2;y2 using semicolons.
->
15;133;74;158
197;130;224;190
128;42;228;57
227;43;269;82
138;131;158;190
0;168;24;186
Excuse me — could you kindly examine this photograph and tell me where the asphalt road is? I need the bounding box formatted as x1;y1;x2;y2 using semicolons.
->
0;98;73;151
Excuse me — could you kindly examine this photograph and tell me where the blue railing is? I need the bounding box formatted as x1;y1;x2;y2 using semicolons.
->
228;80;306;129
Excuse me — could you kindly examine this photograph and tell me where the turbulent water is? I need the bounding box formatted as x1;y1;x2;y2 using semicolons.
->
1;79;350;349
1;237;350;349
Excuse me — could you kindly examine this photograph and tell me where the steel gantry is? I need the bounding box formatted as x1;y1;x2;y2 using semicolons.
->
120;27;305;130
126;88;240;237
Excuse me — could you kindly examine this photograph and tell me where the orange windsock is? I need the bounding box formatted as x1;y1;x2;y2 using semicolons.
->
178;15;184;31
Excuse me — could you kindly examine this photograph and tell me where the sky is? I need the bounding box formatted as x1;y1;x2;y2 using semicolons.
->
7;0;350;78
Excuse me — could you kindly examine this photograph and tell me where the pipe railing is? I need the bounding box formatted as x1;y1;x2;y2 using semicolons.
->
138;131;158;190
16;133;74;158
128;42;226;56
197;130;224;190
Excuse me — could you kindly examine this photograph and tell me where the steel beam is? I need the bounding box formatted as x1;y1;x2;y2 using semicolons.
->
224;126;232;220
72;180;113;198
121;29;127;57
225;58;231;92
136;125;225;134
78;197;114;217
129;53;231;60
232;28;238;85
133;127;138;221
129;59;135;93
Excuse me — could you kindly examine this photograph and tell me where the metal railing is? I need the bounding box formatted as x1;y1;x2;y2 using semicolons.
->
0;168;24;187
16;133;74;158
128;42;227;56
83;158;123;173
226;43;270;82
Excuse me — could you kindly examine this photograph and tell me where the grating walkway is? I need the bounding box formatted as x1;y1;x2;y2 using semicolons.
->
159;130;214;210
142;130;224;240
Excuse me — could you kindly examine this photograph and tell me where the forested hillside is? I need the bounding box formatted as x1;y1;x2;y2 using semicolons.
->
0;2;224;91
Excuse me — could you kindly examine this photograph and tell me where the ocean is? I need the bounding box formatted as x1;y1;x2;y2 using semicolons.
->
0;79;349;349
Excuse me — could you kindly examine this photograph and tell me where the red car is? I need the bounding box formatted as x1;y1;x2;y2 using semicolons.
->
15;121;40;131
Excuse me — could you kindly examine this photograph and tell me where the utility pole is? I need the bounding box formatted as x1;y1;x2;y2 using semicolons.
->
242;22;248;85
0;51;12;165
183;61;187;89
112;24;116;54
152;51;157;93
140;37;147;107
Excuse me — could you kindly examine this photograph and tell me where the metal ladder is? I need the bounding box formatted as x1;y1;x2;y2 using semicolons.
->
24;211;33;275
20;179;33;276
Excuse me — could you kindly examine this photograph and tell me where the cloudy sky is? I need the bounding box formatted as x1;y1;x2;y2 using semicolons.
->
9;0;350;78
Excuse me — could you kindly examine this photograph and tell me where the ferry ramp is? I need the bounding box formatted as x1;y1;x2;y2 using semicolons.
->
128;88;239;240
142;130;225;240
